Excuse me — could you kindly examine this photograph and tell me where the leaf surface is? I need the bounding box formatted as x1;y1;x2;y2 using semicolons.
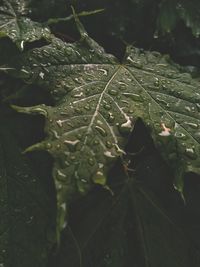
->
0;0;50;48
6;22;200;231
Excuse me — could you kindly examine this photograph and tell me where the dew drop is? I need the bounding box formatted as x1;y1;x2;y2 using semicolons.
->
103;103;111;110
122;92;143;102
56;120;63;127
108;88;118;96
88;158;95;166
175;132;186;139
196;103;200;111
185;106;191;112
84;104;91;111
184;122;198;129
92;170;106;185
46;143;52;149
185;148;197;159
56;169;67;181
106;141;113;148
95;126;107;136
104;151;116;158
70;155;76;161
93;140;99;145
118;81;128;90
99;68;108;75
154;77;160;87
108;112;115;122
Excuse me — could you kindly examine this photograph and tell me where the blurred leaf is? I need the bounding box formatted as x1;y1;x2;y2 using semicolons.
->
157;0;200;38
0;119;54;267
0;0;51;49
48;172;200;267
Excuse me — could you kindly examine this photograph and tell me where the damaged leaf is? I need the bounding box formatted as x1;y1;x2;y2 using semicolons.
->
7;19;200;234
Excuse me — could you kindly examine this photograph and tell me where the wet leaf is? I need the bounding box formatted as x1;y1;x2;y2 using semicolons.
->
6;19;200;234
0;122;53;267
0;0;51;49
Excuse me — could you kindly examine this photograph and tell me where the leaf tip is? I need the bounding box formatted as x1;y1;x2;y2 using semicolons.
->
11;104;48;117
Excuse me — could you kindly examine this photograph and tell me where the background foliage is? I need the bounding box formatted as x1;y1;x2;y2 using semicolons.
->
1;0;200;266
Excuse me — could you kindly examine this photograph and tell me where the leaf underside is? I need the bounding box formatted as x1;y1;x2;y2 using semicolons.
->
0;0;50;48
6;23;200;233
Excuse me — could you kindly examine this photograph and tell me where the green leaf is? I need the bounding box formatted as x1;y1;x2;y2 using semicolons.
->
6;22;200;233
48;174;200;267
157;0;200;37
0;121;53;267
0;0;51;49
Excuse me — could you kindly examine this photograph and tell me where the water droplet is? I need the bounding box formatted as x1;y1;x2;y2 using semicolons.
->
56;170;67;181
104;151;116;158
84;104;91;111
121;116;132;129
60;203;66;211
83;116;88;122
108;112;115;122
175;132;186;139
93;140;99;145
106;141;113;148
118;81;128;90
56;120;63;127
65;161;70;167
39;72;45;79
26;216;34;224
185;106;192;112
52;130;60;139
185;148;197;159
196;103;200;111
74;107;82;114
97;120;103;125
64;139;80;146
70;155;76;161
184;122;199;129
99;68;108;75
95;126;107;136
108;88;118;96
103;103;111;110
122;92;143;102
92;170;106;185
115;144;126;155
46;143;52;149
154;77;160;87
153;30;159;39
73;92;84;98
88;158;95;166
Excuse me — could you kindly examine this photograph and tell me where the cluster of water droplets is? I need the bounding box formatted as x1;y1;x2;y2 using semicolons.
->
126;46;200;169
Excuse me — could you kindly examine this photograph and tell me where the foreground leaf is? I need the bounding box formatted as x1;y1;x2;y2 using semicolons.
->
6;21;200;232
0;122;53;267
0;0;51;49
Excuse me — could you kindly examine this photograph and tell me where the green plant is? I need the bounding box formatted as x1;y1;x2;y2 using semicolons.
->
1;1;200;267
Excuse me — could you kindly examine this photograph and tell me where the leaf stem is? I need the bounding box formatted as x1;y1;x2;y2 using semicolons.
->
46;9;105;26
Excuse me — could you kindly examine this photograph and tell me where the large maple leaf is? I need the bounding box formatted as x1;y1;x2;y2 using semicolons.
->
6;17;200;234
